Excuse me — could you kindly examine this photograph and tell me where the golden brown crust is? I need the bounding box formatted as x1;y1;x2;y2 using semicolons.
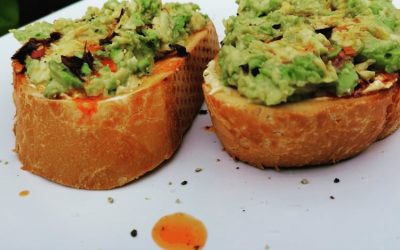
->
13;22;219;190
203;59;400;168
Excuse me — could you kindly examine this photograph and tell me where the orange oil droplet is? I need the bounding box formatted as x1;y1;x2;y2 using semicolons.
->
19;190;30;197
152;212;207;250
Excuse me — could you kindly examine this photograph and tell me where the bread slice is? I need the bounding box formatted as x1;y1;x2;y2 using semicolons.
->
13;22;219;190
203;59;400;168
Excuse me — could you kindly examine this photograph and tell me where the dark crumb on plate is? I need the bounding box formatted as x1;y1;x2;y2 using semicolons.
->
334;178;340;183
242;209;246;212
216;158;221;162
130;229;138;238
268;177;272;180
330;195;335;200
300;178;309;185
168;181;172;185
175;198;181;204
181;181;188;186
107;197;114;204
4;161;9;165
199;109;208;115
236;167;240;170
204;125;214;132
195;168;203;173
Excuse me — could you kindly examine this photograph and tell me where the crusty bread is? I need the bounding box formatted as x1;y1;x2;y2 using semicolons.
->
13;22;219;190
203;59;400;168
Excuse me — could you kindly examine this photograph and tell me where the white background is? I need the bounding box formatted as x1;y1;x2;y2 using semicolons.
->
1;1;400;249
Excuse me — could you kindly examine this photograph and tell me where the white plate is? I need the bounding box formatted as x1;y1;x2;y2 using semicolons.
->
1;1;400;249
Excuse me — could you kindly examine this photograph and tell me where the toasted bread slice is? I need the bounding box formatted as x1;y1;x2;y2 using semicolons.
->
203;60;400;168
13;22;219;189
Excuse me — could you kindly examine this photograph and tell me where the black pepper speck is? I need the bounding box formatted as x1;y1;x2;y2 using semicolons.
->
181;181;188;186
199;109;208;115
334;178;340;183
130;229;138;237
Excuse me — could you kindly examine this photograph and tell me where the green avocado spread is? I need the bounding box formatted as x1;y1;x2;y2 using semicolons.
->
11;0;208;99
218;0;400;105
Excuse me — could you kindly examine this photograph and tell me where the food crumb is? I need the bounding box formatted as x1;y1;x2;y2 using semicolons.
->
199;109;208;115
19;190;30;197
195;168;203;173
242;209;246;212
168;182;172;185
330;195;335;200
300;178;309;185
236;167;240;170
334;178;340;183
175;198;181;204
204;125;214;132
216;158;221;162
265;244;271;250
130;229;138;238
181;181;188;186
107;197;114;204
4;161;9;165
145;197;151;200
268;177;272;180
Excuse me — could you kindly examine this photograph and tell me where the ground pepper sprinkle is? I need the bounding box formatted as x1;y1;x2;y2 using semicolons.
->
334;178;340;183
130;229;138;238
181;181;188;186
300;178;309;185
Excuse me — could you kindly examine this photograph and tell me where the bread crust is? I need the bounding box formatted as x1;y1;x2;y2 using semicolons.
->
203;59;400;168
13;22;219;190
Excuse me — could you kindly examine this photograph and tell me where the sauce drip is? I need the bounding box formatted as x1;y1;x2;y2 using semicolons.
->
19;190;30;197
152;212;207;250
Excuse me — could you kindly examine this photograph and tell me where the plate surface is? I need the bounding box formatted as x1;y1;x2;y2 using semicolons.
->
1;1;400;249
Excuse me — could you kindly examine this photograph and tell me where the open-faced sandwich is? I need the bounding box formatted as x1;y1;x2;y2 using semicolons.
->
203;0;400;168
12;0;218;189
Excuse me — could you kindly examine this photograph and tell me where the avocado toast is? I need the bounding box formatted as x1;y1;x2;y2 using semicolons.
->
203;0;400;167
12;0;219;189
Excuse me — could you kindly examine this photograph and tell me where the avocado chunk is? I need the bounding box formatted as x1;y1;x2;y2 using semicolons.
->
44;60;82;98
336;63;359;97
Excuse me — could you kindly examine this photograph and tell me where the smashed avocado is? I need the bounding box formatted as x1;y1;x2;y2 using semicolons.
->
219;0;400;105
11;0;208;99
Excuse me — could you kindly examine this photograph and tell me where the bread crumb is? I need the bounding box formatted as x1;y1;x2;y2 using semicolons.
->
300;178;309;185
107;197;114;204
19;190;30;197
195;168;203;173
175;198;181;204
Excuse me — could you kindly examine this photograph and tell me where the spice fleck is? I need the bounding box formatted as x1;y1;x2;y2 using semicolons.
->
107;197;114;204
300;178;309;185
199;109;208;115
181;181;188;186
330;195;335;200
130;229;138;238
195;168;203;173
175;198;181;204
236;167;240;170
334;178;340;183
